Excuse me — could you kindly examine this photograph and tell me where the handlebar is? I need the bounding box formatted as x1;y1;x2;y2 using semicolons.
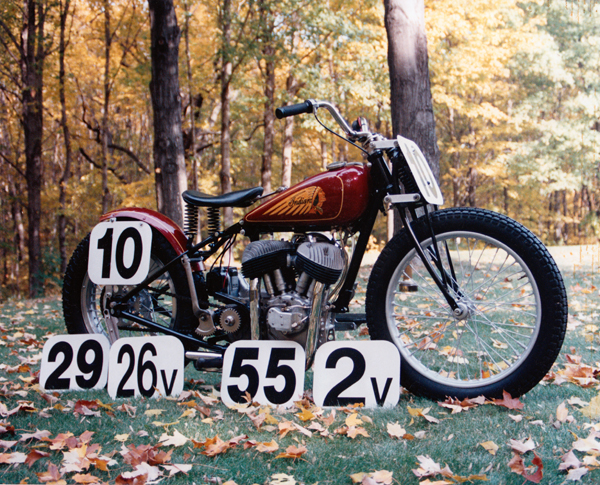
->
275;101;313;119
275;99;371;140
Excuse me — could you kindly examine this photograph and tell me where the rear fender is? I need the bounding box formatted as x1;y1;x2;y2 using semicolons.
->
100;208;188;255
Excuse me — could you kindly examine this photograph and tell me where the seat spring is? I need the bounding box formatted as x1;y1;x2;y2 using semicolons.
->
207;207;221;235
184;202;199;240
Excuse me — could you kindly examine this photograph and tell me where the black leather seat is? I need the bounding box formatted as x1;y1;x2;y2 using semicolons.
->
182;187;264;208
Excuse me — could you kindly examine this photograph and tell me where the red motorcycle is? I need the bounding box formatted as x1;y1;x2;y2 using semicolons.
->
62;100;568;400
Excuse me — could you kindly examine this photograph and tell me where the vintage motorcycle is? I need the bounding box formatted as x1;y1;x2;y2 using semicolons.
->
62;100;568;401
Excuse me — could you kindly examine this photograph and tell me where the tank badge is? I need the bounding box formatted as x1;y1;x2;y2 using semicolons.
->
264;187;326;217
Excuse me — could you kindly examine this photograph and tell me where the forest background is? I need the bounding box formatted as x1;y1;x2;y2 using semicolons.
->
0;0;599;299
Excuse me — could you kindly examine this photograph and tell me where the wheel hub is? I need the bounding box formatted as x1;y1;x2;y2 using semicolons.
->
452;301;471;320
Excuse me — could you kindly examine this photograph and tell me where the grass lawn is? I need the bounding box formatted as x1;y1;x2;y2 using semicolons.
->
1;245;600;484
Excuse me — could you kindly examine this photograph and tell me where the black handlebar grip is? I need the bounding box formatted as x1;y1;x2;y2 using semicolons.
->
275;101;312;119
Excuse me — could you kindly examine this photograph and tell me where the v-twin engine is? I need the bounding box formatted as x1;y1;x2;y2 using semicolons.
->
241;238;345;339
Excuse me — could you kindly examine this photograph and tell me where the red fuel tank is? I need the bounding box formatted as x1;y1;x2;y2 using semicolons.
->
244;163;370;230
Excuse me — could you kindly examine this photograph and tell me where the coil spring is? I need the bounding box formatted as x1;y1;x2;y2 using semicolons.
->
184;202;199;240
207;207;221;235
398;163;420;194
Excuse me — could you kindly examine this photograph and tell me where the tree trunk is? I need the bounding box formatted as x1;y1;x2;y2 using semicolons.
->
148;0;187;227
281;114;294;187
183;0;197;191
261;50;275;195
220;0;233;227
384;0;439;180
259;0;275;195
101;0;111;214
21;0;46;298
58;0;73;275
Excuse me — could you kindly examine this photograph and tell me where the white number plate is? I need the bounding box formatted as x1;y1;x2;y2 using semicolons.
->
107;337;184;399
221;341;305;408
88;221;152;285
313;341;400;408
40;335;110;391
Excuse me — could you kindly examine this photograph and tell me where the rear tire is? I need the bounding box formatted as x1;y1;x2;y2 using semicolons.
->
62;230;196;349
366;208;567;400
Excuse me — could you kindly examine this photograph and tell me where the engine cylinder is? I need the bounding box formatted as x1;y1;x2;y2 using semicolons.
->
295;242;344;285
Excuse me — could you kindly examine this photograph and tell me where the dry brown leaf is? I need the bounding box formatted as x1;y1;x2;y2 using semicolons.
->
255;440;279;453
493;391;524;410
559;450;582;471
72;473;100;484
508;451;543;483
275;444;307;459
36;463;65;484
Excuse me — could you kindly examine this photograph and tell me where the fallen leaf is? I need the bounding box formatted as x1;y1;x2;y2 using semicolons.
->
345;413;363;427
508;451;543;483
559;450;581;471
387;422;412;440
479;441;499;455
493;391;524;410
25;449;50;468
557;402;569;422
114;434;129;443
572;431;600;453
407;406;439;424
72;473;100;484
158;430;189;447
162;464;193;476
275;444;307;459
412;455;453;479
566;467;589;481
269;473;296;484
580;393;600;419
347;426;370;439
509;437;537;454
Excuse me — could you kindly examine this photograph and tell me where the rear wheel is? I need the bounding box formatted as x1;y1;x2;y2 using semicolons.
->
63;230;195;348
366;208;567;400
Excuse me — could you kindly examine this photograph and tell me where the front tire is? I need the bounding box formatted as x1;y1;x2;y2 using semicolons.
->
63;230;195;348
366;208;567;400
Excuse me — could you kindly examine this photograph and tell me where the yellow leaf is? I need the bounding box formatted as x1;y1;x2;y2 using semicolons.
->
145;409;164;417
114;434;129;442
479;441;498;455
295;408;315;422
345;413;363;427
349;472;368;483
581;393;600;419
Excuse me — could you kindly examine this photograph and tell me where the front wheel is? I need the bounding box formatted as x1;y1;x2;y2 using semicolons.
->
366;208;567;400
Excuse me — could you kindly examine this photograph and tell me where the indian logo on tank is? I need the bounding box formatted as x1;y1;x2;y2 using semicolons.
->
263;187;326;217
